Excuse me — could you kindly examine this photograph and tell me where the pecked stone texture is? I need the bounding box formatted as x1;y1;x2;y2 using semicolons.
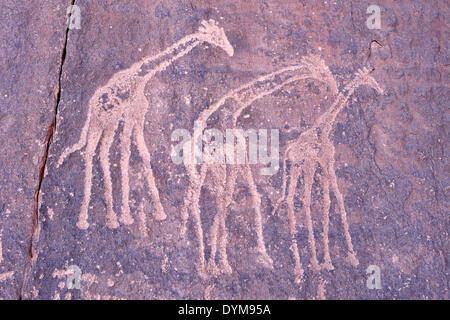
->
0;0;71;299
12;0;449;299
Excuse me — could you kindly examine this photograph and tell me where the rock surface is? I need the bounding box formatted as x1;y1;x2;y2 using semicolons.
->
0;0;71;299
1;0;448;299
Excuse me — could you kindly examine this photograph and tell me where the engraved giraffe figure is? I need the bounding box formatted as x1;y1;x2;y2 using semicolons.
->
273;67;384;281
180;55;337;277
208;55;339;275
57;20;234;229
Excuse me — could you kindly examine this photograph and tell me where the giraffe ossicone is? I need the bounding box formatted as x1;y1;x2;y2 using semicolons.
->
56;19;234;230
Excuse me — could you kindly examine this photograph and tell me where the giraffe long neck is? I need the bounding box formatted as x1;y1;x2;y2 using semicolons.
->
133;33;201;85
197;64;305;127
232;72;318;126
191;65;304;166
313;76;360;135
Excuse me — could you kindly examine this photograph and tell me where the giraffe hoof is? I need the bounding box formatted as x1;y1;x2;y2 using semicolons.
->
76;219;89;230
152;202;166;221
120;214;134;225
179;225;187;238
310;260;321;273
294;266;304;284
153;211;167;221
206;261;220;277
197;266;208;280
220;261;232;275
256;252;274;270
106;219;119;229
347;253;359;267
321;262;334;271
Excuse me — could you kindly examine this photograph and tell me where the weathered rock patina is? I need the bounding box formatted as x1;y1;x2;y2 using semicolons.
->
0;0;447;299
0;0;71;299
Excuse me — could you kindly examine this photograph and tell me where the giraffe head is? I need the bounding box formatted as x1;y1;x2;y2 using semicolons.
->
300;54;338;95
197;19;234;57
350;67;384;94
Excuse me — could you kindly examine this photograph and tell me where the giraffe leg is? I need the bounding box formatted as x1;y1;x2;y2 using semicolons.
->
181;164;206;237
219;165;238;274
286;166;304;282
328;160;359;267
99;125;120;229
180;168;193;237
133;121;166;221
207;164;237;276
319;159;334;271
243;164;273;270
78;129;102;230
303;160;320;272
119;119;134;225
191;164;208;278
207;166;223;275
207;165;231;275
218;211;232;275
225;165;238;208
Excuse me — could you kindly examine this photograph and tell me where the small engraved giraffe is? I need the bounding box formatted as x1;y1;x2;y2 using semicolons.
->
273;67;384;282
181;55;337;277
57;20;234;229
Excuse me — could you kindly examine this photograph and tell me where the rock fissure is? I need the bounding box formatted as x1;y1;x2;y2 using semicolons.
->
19;0;75;299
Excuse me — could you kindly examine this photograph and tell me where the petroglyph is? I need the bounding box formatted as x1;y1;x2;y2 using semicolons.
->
138;203;149;239
52;268;97;299
317;278;327;300
0;231;14;284
0;229;3;264
57;20;234;229
273;67;383;282
47;208;54;221
51;269;137;300
0;271;14;282
180;55;338;278
204;284;214;300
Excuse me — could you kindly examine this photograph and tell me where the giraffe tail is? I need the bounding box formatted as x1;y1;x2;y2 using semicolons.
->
271;144;291;215
56;104;92;168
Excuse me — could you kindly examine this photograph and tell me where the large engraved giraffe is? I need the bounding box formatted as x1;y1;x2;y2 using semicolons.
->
273;67;384;282
57;20;234;229
180;55;338;277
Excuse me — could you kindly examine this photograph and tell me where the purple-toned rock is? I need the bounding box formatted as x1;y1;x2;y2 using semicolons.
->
0;0;71;299
6;0;448;299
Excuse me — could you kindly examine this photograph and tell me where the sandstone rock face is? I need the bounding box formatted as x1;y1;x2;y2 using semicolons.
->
0;0;71;299
1;0;448;299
